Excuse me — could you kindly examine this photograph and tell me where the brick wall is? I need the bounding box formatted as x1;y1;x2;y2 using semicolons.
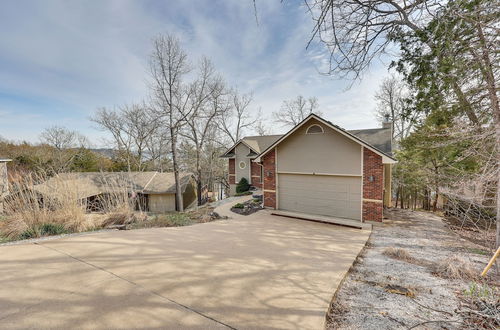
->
250;161;262;188
362;147;384;221
363;201;383;222
228;159;235;185
262;149;276;208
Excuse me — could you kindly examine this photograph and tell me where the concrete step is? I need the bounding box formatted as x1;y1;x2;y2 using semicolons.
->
271;210;372;230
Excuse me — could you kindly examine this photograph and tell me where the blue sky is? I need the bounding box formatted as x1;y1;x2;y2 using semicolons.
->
0;0;393;146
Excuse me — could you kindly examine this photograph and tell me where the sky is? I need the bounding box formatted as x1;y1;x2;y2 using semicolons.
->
0;0;394;146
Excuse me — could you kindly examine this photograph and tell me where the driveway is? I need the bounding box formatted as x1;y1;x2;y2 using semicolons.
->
0;207;370;329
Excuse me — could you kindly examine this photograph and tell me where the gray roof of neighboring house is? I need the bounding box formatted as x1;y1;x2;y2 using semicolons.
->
221;135;282;158
348;128;393;155
241;135;283;154
32;172;193;200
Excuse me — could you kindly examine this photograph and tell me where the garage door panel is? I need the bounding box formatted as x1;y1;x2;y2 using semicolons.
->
278;174;361;220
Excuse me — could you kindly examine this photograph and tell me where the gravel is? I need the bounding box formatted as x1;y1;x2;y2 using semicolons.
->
327;208;495;330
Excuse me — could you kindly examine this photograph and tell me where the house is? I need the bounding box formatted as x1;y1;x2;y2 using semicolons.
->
221;114;397;222
31;171;197;213
221;135;282;195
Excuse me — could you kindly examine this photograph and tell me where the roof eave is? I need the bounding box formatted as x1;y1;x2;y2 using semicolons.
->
254;113;397;163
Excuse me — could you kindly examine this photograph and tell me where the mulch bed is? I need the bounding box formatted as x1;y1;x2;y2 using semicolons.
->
230;199;263;216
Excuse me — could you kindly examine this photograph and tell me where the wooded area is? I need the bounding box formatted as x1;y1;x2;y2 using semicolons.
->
306;0;499;247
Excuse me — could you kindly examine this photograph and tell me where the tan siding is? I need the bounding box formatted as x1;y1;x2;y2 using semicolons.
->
148;194;176;213
182;181;197;209
277;118;361;175
234;144;251;184
278;174;362;220
383;164;392;207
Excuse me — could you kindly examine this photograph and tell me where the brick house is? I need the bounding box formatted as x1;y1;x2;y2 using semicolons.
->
222;114;396;222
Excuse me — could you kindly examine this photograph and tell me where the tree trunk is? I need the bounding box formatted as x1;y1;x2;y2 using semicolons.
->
196;150;202;206
171;132;183;212
395;185;400;208
432;189;439;212
476;22;500;248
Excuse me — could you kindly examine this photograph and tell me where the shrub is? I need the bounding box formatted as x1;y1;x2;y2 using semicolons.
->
236;177;250;193
40;223;67;236
235;191;252;196
18;223;67;239
134;213;193;229
233;203;245;209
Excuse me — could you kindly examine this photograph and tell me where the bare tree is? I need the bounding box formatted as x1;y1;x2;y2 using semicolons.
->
181;58;226;205
305;0;440;79
254;109;271;136
272;95;321;127
92;103;158;171
39;126;88;172
40;126;78;151
149;34;192;211
374;75;418;143
217;90;256;143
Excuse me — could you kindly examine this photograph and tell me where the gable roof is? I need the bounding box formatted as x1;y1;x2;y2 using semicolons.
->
32;172;194;200
348;128;392;156
221;135;282;158
254;114;397;164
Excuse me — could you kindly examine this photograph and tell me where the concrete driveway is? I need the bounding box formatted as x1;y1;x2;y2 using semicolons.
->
0;208;370;329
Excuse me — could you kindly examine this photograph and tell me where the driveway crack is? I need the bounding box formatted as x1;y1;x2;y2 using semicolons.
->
35;242;237;329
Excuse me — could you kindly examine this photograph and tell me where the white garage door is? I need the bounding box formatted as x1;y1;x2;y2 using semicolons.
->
278;174;362;220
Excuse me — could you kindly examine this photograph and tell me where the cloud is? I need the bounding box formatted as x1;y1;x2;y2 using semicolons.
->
0;0;393;144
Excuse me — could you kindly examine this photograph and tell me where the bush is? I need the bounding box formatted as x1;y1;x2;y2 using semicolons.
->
233;203;245;209
235;191;252;196
236;177;250;193
19;223;67;239
40;223;67;236
134;213;193;229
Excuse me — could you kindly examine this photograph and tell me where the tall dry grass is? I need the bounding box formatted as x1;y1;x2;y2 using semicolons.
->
0;172;139;240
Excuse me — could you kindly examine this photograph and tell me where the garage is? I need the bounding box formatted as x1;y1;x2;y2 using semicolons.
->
278;173;362;220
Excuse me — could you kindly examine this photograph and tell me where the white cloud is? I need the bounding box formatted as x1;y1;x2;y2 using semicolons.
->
0;0;394;143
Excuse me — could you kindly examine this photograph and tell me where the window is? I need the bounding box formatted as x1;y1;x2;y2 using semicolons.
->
239;161;246;169
306;124;324;134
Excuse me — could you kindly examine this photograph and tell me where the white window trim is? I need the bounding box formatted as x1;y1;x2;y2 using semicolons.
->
306;124;324;134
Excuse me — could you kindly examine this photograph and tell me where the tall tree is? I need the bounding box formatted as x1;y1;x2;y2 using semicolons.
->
374;75;417;143
181;58;226;205
272;95;321;127
394;0;499;247
217;90;256;143
149;34;192;212
92;103;158;171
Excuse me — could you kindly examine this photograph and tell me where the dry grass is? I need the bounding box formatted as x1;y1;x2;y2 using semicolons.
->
0;172;136;240
432;256;480;281
382;247;415;262
325;300;348;329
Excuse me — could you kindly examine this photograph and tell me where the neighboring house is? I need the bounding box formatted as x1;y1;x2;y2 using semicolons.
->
31;172;196;213
222;114;397;222
0;158;11;213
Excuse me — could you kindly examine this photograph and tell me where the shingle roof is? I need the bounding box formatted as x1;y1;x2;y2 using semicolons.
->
32;172;193;200
241;135;282;154
236;128;393;156
348;128;393;155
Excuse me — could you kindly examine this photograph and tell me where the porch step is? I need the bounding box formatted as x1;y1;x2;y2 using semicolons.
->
271;210;372;230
